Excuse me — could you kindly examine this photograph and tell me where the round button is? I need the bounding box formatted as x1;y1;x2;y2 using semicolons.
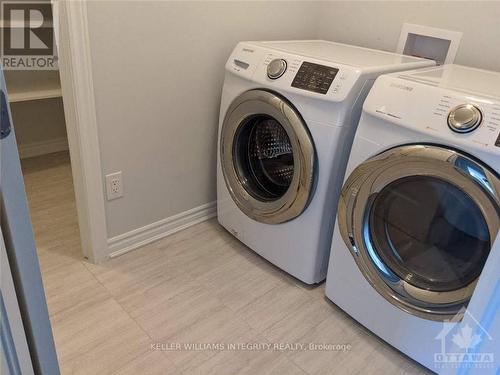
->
448;104;482;133
267;59;287;80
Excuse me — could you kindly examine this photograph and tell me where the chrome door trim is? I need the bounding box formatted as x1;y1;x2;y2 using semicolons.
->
220;90;315;224
338;144;499;320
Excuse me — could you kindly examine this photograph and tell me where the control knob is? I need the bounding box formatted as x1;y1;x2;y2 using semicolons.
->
267;59;287;80
448;104;482;133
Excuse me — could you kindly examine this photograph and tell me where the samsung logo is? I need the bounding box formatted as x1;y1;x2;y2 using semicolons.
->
390;83;414;91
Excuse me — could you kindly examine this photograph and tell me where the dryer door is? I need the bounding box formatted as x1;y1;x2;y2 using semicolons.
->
220;90;315;224
338;144;499;320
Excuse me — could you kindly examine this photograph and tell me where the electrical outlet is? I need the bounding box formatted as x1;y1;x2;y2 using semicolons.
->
105;171;123;200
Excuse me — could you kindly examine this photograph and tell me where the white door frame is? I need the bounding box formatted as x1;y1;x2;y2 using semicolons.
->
57;0;108;262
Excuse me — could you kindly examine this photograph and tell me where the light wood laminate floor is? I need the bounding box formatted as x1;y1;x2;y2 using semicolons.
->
22;151;431;375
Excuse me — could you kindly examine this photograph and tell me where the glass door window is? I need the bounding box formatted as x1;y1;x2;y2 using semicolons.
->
233;115;294;201
337;144;499;320
369;175;491;292
220;90;315;224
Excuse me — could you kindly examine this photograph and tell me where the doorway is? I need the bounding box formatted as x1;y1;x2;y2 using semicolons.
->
4;68;84;264
3;0;110;264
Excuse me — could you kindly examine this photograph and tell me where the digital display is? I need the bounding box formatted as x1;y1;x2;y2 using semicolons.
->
291;62;339;94
496;132;500;147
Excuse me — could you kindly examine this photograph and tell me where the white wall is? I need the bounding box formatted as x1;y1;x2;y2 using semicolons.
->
85;1;321;238
84;1;500;246
317;1;500;72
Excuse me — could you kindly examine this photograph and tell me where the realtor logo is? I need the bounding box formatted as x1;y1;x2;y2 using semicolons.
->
1;1;58;69
434;307;494;370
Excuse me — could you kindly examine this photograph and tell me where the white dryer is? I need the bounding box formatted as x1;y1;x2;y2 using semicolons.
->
217;40;434;284
326;65;500;371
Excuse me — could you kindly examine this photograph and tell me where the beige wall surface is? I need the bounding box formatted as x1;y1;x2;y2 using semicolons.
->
5;70;67;152
85;1;321;237
10;99;67;148
84;0;500;241
317;1;500;72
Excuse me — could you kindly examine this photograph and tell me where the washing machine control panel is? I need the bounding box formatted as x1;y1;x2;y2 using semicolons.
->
257;53;359;101
225;43;362;102
291;62;339;94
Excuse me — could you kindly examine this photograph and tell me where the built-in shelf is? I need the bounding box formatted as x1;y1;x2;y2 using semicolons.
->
9;86;62;103
6;70;62;103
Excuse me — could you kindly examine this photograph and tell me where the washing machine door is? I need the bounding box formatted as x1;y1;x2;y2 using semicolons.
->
338;144;499;320
220;90;315;224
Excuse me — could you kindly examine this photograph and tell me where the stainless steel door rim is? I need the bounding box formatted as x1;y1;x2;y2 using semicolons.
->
338;144;499;320
220;90;315;224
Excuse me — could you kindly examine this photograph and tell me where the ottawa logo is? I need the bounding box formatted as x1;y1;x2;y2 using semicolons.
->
434;307;494;369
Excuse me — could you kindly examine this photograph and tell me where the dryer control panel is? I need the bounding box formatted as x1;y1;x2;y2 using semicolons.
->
362;74;500;155
435;95;500;149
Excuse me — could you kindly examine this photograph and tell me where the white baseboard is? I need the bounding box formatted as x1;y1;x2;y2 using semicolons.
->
18;137;69;159
107;201;217;258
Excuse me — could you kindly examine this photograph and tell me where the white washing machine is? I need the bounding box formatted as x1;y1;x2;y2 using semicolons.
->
326;64;500;371
217;40;434;284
